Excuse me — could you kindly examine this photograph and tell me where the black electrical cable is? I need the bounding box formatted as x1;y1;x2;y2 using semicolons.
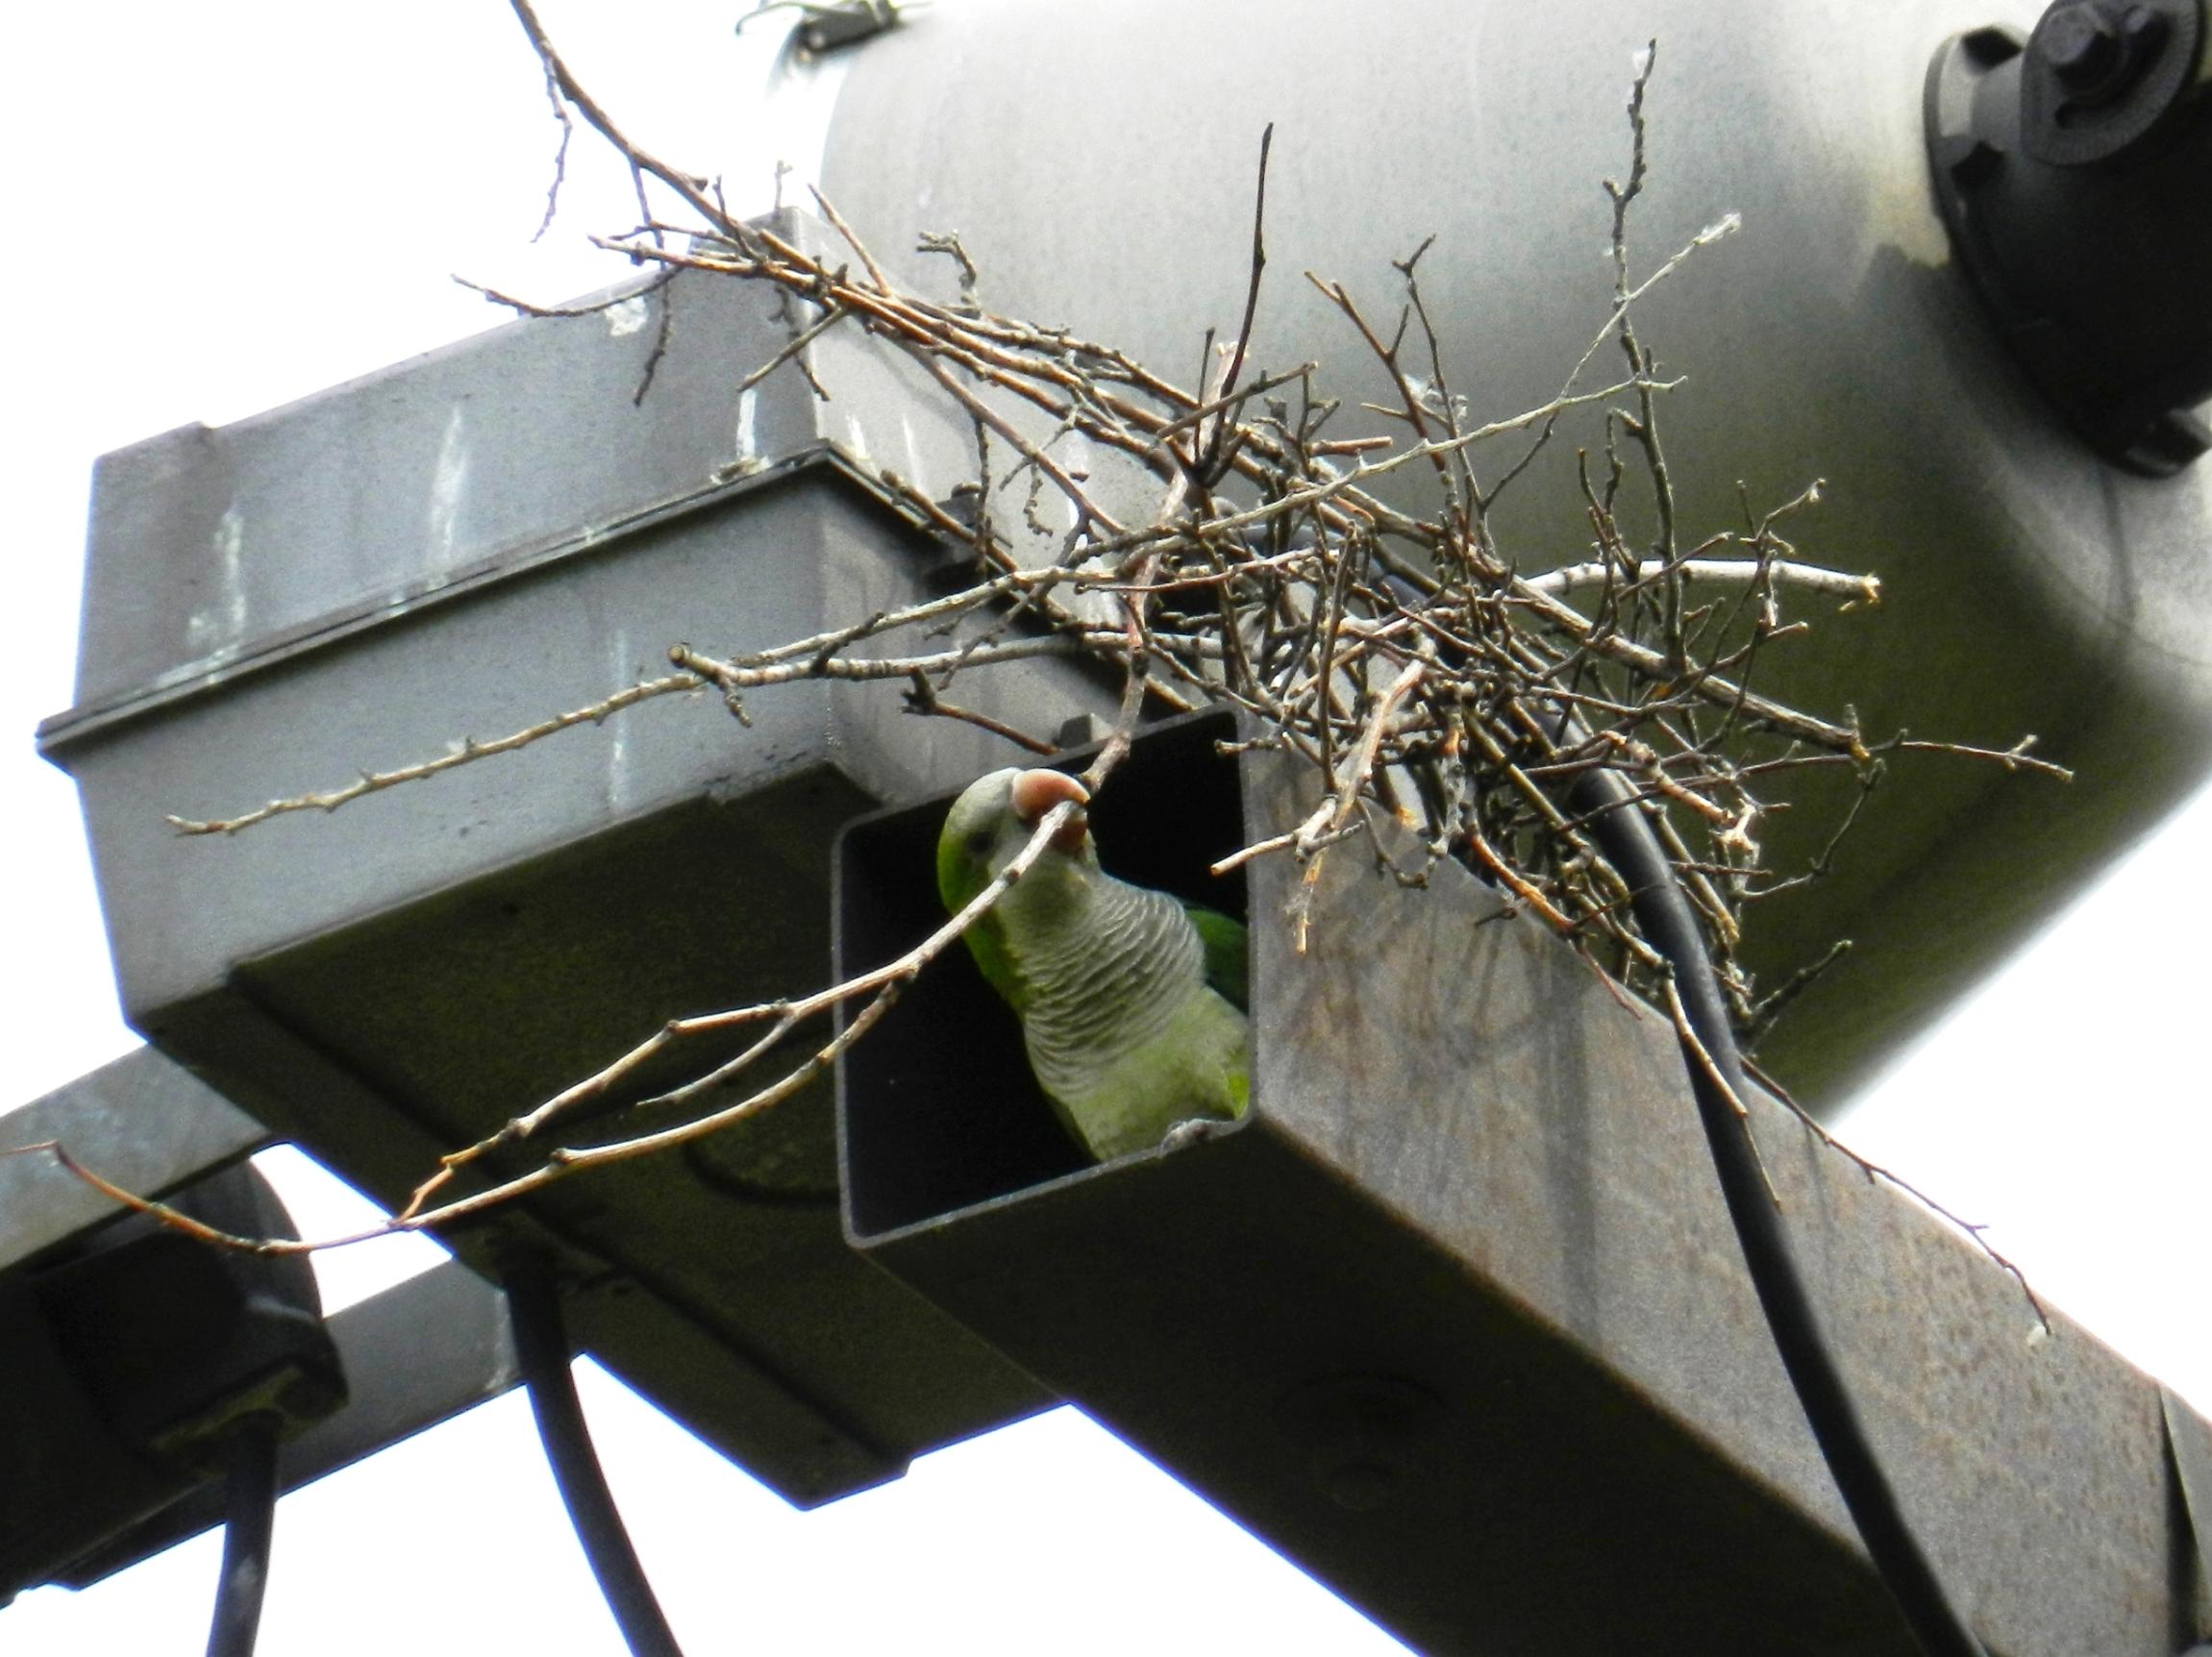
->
1568;762;1988;1657
505;1257;685;1657
204;1412;281;1657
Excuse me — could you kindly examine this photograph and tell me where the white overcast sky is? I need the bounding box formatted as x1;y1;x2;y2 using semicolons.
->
3;4;2209;1654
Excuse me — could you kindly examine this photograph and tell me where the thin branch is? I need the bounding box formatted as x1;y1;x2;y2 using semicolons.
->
902;672;1059;754
1199;122;1274;482
531;51;572;242
508;0;746;245
166;673;706;835
1529;557;1878;606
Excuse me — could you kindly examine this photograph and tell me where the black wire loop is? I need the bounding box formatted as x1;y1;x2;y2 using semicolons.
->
505;1256;686;1657
1570;761;1989;1657
205;1413;282;1657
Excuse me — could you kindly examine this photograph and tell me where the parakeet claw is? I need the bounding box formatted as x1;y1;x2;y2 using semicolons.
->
1159;1117;1230;1152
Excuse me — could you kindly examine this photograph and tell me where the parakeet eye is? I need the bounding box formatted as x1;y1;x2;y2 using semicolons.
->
964;828;994;858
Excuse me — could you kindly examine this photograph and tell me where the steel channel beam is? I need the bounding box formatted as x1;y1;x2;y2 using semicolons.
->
840;728;2204;1657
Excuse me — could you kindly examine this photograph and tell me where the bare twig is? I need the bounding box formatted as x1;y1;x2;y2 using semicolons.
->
166;673;705;835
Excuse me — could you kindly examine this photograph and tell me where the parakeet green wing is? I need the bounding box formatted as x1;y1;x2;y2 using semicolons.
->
1181;901;1249;1015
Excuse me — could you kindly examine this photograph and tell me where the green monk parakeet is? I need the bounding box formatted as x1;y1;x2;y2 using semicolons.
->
937;767;1249;1161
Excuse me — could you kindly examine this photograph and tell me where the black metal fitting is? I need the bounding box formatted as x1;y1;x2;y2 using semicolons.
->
2019;0;2200;162
0;1162;344;1600
27;1168;340;1463
2039;5;2124;90
737;1;903;54
1926;0;2212;473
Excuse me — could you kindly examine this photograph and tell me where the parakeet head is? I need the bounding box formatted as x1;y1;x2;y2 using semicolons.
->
937;767;1099;1008
935;767;1095;913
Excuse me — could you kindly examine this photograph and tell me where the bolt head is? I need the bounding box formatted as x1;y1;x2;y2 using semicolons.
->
2120;5;2171;50
2040;2;2121;86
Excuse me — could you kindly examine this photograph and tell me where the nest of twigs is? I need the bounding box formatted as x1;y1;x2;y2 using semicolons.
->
512;25;2056;1048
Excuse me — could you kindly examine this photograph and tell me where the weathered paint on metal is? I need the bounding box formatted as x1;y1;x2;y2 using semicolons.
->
0;1049;267;1273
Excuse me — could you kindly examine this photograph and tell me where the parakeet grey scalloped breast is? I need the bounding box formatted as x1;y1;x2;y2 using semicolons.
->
937;767;1248;1161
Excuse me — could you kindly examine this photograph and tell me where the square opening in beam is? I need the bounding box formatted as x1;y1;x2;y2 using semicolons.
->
836;710;1249;1240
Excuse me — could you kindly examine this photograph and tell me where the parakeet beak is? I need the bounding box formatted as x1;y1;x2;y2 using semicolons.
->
1009;768;1091;852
